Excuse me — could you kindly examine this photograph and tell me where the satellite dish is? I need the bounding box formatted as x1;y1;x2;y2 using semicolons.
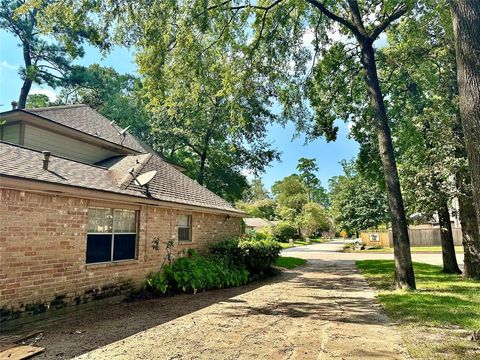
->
135;170;157;187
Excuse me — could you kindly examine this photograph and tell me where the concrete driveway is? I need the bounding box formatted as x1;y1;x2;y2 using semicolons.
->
283;240;464;269
73;241;413;359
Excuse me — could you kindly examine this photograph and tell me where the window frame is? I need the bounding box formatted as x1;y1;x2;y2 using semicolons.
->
177;214;192;243
0;121;23;144
86;207;138;264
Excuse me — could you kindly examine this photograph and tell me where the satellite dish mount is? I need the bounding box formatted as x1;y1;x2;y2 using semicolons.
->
128;169;157;197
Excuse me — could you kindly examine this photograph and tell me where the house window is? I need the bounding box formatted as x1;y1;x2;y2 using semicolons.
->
178;215;192;242
0;122;21;144
86;207;137;264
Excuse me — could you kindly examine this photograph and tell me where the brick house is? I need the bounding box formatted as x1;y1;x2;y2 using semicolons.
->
0;104;244;322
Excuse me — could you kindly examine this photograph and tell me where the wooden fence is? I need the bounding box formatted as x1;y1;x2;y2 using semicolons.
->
360;228;463;247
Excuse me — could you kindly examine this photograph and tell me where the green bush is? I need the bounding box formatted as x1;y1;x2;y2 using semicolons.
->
209;237;281;275
144;272;169;295
272;222;296;242
163;253;249;293
238;239;282;274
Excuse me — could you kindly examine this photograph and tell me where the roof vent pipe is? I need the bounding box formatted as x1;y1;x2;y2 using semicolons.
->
11;101;17;110
42;151;51;170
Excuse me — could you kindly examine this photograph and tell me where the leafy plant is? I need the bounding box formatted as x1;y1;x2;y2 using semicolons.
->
163;253;249;294
144;272;169;295
209;237;281;276
271;222;296;243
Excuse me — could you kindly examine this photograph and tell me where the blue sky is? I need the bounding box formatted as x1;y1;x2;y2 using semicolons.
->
0;29;359;190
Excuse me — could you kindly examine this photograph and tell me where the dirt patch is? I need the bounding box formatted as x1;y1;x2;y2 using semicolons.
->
5;254;408;359
75;261;407;359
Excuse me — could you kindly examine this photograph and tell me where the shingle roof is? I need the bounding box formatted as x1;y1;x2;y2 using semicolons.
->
244;218;275;228
24;104;146;153
0;142;137;195
0;142;242;214
125;154;237;212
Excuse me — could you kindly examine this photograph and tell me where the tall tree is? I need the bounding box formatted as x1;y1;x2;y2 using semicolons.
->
272;174;308;226
57;64;153;144
380;1;473;275
451;0;480;235
0;0;102;109
296;157;319;202
40;0;417;288
243;177;271;202
25;93;50;108
134;19;279;197
329;160;390;235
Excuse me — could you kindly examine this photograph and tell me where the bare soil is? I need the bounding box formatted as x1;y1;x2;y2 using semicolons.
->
5;244;409;359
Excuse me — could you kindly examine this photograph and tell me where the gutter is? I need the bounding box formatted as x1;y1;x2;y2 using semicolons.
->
0;175;246;217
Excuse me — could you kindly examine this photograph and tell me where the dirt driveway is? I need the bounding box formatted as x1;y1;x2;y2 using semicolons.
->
9;241;409;359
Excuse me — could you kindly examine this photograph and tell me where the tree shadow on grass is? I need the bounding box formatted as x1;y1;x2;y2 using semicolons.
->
357;259;480;330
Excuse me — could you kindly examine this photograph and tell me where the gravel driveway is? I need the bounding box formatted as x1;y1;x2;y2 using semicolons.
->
72;241;409;359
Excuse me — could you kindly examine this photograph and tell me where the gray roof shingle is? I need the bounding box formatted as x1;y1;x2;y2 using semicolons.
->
24;104;146;153
0;142;242;214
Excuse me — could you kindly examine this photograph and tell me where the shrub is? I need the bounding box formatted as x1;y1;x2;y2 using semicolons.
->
163;253;249;293
272;222;296;242
238;239;281;274
144;272;169;295
210;238;281;276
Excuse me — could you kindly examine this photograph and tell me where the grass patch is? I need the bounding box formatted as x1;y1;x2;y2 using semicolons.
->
275;257;307;269
277;238;332;249
357;260;480;359
277;242;294;249
348;246;464;253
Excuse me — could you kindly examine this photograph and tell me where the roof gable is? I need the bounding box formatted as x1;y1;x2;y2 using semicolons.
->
23;104;146;153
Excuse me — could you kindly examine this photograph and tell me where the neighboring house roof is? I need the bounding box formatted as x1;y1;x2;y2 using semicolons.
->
244;218;275;228
0;144;242;215
23;104;146;153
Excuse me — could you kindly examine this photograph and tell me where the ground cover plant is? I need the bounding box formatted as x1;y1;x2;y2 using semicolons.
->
357;260;480;359
145;236;281;296
275;257;307;269
346;246;464;253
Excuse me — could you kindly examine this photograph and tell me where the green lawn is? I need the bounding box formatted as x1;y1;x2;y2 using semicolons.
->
357;260;480;359
349;246;464;253
275;256;307;269
278;238;331;249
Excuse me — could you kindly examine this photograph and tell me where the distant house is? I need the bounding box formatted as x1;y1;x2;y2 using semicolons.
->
0;104;244;322
244;218;278;232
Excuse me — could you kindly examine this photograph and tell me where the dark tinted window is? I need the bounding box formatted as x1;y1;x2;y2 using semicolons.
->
113;234;137;261
178;215;192;242
87;207;137;264
86;234;112;263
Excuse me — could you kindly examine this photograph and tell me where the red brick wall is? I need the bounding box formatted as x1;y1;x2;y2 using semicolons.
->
0;189;241;320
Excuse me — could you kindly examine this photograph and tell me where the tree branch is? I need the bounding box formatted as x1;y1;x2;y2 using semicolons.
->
370;4;407;40
305;0;365;40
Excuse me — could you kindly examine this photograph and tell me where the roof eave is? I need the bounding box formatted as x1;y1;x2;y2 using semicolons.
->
0;174;246;217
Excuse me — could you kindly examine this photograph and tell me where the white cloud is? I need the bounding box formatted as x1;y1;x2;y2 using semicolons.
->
30;88;58;102
0;60;19;70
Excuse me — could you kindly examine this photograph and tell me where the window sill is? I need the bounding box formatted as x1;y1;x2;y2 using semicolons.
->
178;241;194;245
85;259;139;269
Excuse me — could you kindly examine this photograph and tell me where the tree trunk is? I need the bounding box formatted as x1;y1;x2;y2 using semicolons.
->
457;176;480;279
198;154;206;186
451;0;480;234
18;79;32;110
359;42;416;289
438;203;462;274
18;40;33;110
